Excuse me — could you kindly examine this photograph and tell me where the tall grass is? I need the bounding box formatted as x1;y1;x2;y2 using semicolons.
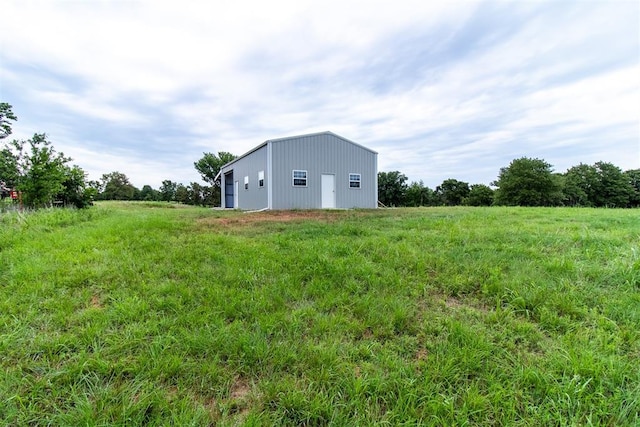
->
1;203;638;425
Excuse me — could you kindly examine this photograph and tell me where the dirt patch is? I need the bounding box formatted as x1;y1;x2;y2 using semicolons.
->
415;348;429;362
417;293;492;318
90;294;102;309
361;328;374;339
448;296;492;314
191;377;253;422
227;377;252;421
205;398;219;420
444;296;464;309
354;365;362;378
230;377;251;400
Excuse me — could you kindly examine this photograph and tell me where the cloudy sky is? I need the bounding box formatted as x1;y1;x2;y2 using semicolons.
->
1;0;638;189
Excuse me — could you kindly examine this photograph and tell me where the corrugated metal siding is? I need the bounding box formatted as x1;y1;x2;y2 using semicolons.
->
220;145;268;210
270;133;377;209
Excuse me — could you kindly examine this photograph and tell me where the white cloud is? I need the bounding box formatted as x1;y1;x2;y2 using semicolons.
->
1;0;638;189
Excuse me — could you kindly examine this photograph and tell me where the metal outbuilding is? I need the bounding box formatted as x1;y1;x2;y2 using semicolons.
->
217;131;378;210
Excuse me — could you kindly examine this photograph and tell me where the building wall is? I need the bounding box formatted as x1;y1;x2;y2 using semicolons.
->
221;145;268;210
270;133;377;209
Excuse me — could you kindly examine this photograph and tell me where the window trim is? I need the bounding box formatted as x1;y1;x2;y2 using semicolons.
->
292;169;308;187
244;175;249;190
258;170;264;188
349;173;361;189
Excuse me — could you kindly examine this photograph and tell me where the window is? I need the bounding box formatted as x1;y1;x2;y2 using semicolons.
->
349;173;361;188
293;170;307;187
244;176;249;190
258;170;264;188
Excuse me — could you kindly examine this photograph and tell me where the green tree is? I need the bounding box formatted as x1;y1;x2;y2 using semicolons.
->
201;185;216;206
405;180;436;207
58;165;94;208
0;148;19;188
86;180;103;196
0;102;17;140
160;180;177;202
563;163;597;206
464;184;494;206
1;109;92;209
195;151;237;185
625;169;640;207
188;182;204;206
377;171;408;207
0;104;19;189
140;185;161;201
436;178;470;206
195;152;236;207
100;171;138;200
175;183;189;204
8;134;71;208
1;104;19;199
493;157;562;206
590;162;633;208
563;163;634;207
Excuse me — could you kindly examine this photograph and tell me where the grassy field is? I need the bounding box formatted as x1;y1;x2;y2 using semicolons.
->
0;202;638;426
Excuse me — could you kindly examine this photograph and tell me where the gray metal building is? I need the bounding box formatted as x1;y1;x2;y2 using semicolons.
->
218;131;378;210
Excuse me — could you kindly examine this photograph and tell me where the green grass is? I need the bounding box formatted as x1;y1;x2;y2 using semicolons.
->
1;202;638;425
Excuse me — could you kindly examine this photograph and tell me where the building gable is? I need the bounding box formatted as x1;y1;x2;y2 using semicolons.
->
220;131;377;210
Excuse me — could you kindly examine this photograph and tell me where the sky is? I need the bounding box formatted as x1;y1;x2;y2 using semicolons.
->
1;0;639;190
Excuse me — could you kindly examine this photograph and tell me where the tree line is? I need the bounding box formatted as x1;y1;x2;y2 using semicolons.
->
2;102;638;210
379;158;640;208
1;103;237;209
1;103;94;209
90;151;236;205
90;171;216;206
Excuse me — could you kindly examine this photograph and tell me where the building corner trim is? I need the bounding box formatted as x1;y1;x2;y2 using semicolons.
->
267;141;273;210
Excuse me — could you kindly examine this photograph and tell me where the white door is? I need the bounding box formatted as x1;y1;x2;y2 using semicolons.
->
234;181;239;209
321;174;336;208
